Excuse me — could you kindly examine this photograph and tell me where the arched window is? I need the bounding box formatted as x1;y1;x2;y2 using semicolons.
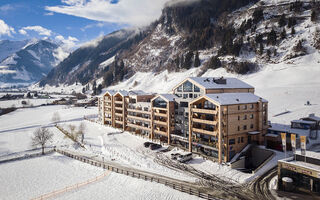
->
183;81;193;92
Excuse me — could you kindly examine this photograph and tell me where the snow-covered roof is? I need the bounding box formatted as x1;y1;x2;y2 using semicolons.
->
159;94;176;102
301;115;320;122
269;123;310;137
204;93;267;105
296;150;320;160
117;90;129;96
291;120;316;125
128;90;149;96
265;133;279;138
188;77;254;90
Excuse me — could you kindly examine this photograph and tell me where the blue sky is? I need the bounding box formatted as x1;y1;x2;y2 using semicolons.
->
0;0;170;49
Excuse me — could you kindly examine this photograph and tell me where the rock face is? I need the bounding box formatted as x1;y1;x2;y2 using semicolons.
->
0;39;60;84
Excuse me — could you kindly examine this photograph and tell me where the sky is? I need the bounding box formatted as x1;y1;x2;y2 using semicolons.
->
0;0;172;49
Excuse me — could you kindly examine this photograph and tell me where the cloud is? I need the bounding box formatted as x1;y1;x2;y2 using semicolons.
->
46;0;170;27
19;26;52;36
0;4;15;12
0;19;15;37
81;22;106;31
44;12;54;16
55;35;79;49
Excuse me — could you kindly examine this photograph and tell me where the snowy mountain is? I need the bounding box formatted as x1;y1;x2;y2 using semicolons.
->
38;0;320;91
0;40;29;62
39;29;145;87
0;39;62;86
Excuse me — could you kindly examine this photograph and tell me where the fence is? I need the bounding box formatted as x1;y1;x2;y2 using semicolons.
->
55;149;216;200
0;149;55;164
31;169;110;200
55;125;85;148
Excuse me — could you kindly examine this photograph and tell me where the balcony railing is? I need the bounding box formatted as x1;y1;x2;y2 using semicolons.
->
154;129;167;136
192;108;217;115
154;112;167;117
114;106;123;110
127;115;151;122
192;127;217;136
115;100;123;104
192;118;217;125
127;123;151;131
127;108;151;114
153;120;167;126
115;113;123;117
115;120;123;124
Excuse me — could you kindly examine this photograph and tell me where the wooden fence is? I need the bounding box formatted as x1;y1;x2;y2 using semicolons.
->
31;169;110;200
55;149;216;200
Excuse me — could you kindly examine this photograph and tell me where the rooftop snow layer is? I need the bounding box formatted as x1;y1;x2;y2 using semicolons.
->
291;120;316;125
204;93;267;105
159;94;176;102
188;77;254;89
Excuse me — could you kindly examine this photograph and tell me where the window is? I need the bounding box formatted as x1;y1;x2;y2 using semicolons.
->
189;93;193;98
177;85;182;92
183;81;193;92
229;139;235;145
180;102;188;108
250;114;254;119
194;85;200;92
243;105;247;110
250;104;254;109
241;137;244;143
238;137;240;143
183;94;188;99
238;126;240;131
238;105;240;110
250;124;254;129
194;94;198;98
243;125;247;130
204;101;215;109
238;116;240;120
243;115;247;120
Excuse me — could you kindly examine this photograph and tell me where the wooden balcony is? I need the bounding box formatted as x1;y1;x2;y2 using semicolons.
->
154;112;167;117
192;108;217;115
153;107;167;111
127;108;151;115
192;118;217;125
104;100;111;103
115;113;123;117
127;123;151;131
127;115;151;122
192;128;217;136
115;101;123;104
115;120;123;124
154;129;167;136
114;106;123;110
105;118;112;122
153;120;167;126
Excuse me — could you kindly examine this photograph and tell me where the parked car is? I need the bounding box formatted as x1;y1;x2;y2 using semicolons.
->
144;142;152;148
177;153;193;163
149;143;162;150
171;153;181;160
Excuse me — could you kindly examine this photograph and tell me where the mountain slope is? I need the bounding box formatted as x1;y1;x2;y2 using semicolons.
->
0;40;29;62
39;29;148;86
0;40;60;84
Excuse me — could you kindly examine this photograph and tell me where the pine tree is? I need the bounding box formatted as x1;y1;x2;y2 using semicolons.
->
194;52;201;67
281;28;286;39
311;10;317;22
208;56;221;69
259;43;264;55
278;14;286;27
291;26;296;35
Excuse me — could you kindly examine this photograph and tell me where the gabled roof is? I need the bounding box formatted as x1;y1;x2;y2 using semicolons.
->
128;90;149;96
172;77;254;91
116;90;129;97
301;115;320;122
202;93;267;105
152;94;176;102
102;90;117;97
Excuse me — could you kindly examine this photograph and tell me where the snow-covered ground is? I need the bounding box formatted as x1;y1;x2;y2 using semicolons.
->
0;153;198;200
0;105;96;155
0;98;54;108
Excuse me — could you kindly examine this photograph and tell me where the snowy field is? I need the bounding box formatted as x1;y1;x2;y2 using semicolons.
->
0;105;96;156
0;153;198;200
0;98;54;108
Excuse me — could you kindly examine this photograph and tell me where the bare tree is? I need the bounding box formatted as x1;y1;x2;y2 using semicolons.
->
51;112;61;124
31;127;53;155
78;122;86;143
